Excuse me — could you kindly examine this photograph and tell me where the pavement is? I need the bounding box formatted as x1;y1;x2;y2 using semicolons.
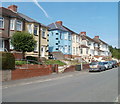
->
2;68;119;102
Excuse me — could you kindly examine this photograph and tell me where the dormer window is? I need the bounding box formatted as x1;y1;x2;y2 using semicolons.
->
0;17;4;28
16;20;22;31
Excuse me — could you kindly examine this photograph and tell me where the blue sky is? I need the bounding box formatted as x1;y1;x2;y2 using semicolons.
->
2;2;118;47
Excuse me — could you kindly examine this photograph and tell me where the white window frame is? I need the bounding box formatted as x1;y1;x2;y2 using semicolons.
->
64;45;68;53
42;28;46;38
34;25;38;36
27;24;32;34
16;20;22;31
64;33;68;40
0;17;4;28
10;19;15;30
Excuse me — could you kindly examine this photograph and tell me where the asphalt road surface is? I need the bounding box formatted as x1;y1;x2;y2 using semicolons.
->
2;68;118;102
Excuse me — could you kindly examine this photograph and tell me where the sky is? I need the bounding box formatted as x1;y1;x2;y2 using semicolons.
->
2;2;118;48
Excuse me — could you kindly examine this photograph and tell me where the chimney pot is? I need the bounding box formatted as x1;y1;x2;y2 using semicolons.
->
8;5;18;12
55;21;63;26
94;36;99;39
80;32;86;35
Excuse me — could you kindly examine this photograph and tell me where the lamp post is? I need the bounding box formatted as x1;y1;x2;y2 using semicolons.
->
80;34;83;70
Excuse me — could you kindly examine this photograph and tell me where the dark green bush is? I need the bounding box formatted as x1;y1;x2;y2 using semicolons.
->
26;56;38;61
1;52;15;70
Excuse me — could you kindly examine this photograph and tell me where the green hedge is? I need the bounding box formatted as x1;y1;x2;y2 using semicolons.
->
1;52;15;70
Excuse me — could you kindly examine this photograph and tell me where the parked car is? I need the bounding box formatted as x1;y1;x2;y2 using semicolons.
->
103;61;112;69
89;62;105;72
110;60;118;68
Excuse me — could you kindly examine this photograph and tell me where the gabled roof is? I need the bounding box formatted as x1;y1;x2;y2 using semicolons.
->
83;35;97;43
63;26;78;34
0;7;23;20
0;7;48;28
93;38;108;45
18;13;48;28
18;13;38;23
48;23;69;32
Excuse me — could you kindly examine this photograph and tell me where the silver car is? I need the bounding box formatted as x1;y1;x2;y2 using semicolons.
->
103;61;112;69
89;62;105;72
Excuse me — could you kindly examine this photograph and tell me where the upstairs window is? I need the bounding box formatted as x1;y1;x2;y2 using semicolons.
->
16;20;22;31
0;17;4;28
34;25;38;36
68;33;71;41
27;24;32;34
42;28;46;38
60;32;62;39
64;33;68;40
10;19;15;30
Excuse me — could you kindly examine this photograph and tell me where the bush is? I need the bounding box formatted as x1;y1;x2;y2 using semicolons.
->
15;61;29;66
1;52;15;70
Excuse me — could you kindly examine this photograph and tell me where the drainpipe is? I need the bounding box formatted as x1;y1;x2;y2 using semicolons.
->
38;23;41;58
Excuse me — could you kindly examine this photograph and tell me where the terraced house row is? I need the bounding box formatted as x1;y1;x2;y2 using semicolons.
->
0;5;111;62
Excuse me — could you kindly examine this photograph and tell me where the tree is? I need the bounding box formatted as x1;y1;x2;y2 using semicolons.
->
11;31;37;59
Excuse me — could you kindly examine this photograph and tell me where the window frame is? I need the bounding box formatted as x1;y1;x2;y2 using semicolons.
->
16;20;22;31
0;17;4;29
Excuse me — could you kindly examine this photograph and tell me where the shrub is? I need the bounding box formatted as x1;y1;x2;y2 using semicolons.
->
1;52;15;70
15;61;29;66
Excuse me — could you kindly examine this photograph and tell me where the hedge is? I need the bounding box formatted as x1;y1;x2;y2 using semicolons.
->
1;52;15;70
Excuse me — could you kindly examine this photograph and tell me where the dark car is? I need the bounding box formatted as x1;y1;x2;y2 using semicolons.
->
89;62;105;72
110;60;118;68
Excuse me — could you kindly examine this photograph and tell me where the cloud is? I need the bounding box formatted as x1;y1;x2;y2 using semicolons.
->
32;0;49;18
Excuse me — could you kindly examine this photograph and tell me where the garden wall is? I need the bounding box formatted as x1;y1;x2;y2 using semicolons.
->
2;64;55;81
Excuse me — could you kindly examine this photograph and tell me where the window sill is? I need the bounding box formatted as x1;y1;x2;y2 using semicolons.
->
0;28;4;30
10;30;15;31
42;37;46;39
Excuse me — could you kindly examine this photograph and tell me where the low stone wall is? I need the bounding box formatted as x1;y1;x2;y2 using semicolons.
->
1;70;11;81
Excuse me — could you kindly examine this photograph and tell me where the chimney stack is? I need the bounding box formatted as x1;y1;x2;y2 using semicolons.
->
55;21;63;26
8;5;18;12
80;32;86;36
94;36;99;39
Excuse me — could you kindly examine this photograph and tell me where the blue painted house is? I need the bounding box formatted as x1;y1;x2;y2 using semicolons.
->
48;21;72;59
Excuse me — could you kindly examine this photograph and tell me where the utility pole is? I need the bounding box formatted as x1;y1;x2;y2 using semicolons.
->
38;23;41;58
80;34;83;70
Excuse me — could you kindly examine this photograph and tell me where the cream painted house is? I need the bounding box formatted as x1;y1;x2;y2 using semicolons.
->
18;13;49;59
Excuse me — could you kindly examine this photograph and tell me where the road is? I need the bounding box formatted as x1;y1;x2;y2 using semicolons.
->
2;68;118;102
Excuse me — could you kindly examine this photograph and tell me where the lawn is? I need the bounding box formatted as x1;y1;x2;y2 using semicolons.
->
44;60;66;66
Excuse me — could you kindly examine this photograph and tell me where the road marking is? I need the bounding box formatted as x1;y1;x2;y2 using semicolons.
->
2;74;73;89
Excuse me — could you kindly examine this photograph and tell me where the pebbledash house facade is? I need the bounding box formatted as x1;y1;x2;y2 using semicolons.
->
0;5;49;59
0;5;111;62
